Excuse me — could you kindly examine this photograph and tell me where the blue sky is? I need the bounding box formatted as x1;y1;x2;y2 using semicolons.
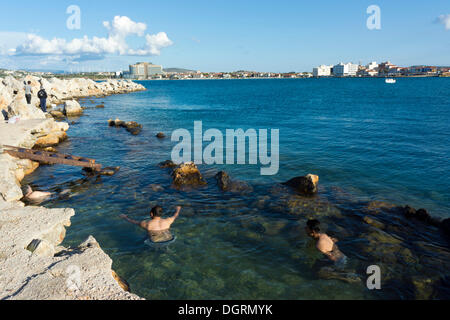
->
0;0;448;72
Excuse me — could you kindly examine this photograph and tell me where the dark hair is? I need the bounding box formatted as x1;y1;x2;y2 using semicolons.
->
27;81;31;84
307;219;321;233
151;206;163;217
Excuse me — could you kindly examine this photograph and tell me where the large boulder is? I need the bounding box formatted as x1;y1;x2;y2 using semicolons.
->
34;131;68;148
7;97;46;120
49;110;65;119
63;100;83;116
0;84;13;111
171;162;206;187
2;76;22;93
283;174;319;195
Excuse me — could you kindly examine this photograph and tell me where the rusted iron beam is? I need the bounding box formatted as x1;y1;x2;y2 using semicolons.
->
2;145;102;171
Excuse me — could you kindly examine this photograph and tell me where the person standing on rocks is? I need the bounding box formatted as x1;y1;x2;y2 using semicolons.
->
121;206;182;243
37;85;48;112
24;81;33;105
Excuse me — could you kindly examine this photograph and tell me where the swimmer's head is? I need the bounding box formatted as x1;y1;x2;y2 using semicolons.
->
150;206;163;218
21;185;32;197
306;219;321;238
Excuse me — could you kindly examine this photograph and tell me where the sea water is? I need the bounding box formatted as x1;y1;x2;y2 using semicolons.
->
25;78;450;299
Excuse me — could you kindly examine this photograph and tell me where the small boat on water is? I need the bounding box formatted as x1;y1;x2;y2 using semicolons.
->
385;78;396;84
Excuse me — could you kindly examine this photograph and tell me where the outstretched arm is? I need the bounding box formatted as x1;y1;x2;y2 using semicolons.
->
120;214;142;226
170;206;182;223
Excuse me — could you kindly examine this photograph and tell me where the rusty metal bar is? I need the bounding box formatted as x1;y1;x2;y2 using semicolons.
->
2;145;102;171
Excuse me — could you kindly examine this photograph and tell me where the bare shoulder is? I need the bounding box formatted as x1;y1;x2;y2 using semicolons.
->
140;220;150;229
317;234;334;251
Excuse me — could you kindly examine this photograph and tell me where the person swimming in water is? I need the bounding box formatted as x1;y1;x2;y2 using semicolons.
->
120;206;182;243
305;219;347;267
21;185;52;204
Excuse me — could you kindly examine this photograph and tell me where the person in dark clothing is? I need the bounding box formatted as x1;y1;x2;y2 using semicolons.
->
1;109;8;121
24;81;32;105
37;86;48;112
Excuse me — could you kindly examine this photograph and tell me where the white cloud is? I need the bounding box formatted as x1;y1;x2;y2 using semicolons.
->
8;16;173;60
128;32;173;56
436;14;450;30
103;16;147;38
0;31;29;55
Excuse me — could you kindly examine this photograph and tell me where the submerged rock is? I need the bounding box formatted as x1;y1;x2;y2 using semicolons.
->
402;206;440;226
148;184;164;192
82;166;120;176
363;216;386;229
317;267;362;284
215;171;253;194
171;162;206;187
215;171;231;191
156;132;166;139
124;121;142;135
283;174;319;195
159;160;177;169
107;119;142;135
112;270;131;292
365;201;398;214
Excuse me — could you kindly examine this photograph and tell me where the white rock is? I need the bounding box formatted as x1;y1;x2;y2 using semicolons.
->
63;100;83;116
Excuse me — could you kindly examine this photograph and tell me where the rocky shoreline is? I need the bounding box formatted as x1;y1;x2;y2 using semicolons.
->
0;77;145;300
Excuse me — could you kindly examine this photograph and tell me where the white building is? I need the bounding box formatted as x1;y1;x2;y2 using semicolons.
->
129;62;164;79
333;63;359;77
313;65;333;77
366;61;378;70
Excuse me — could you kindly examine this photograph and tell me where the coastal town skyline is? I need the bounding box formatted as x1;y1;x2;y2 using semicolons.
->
2;59;449;81
0;0;449;72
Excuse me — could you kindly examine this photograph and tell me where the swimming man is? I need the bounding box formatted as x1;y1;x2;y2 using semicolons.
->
120;206;181;243
305;219;347;267
21;185;52;204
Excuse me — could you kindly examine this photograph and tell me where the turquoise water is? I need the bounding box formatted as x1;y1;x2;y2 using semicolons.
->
25;78;450;299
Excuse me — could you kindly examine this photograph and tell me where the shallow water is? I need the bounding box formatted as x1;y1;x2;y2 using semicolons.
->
25;78;450;299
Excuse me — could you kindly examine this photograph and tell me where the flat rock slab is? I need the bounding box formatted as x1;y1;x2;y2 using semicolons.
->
0;119;57;148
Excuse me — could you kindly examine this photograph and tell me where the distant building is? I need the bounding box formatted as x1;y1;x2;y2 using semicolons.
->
129;62;164;79
358;67;378;77
333;63;359;77
366;61;378;70
313;65;333;77
408;65;438;75
377;61;397;75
